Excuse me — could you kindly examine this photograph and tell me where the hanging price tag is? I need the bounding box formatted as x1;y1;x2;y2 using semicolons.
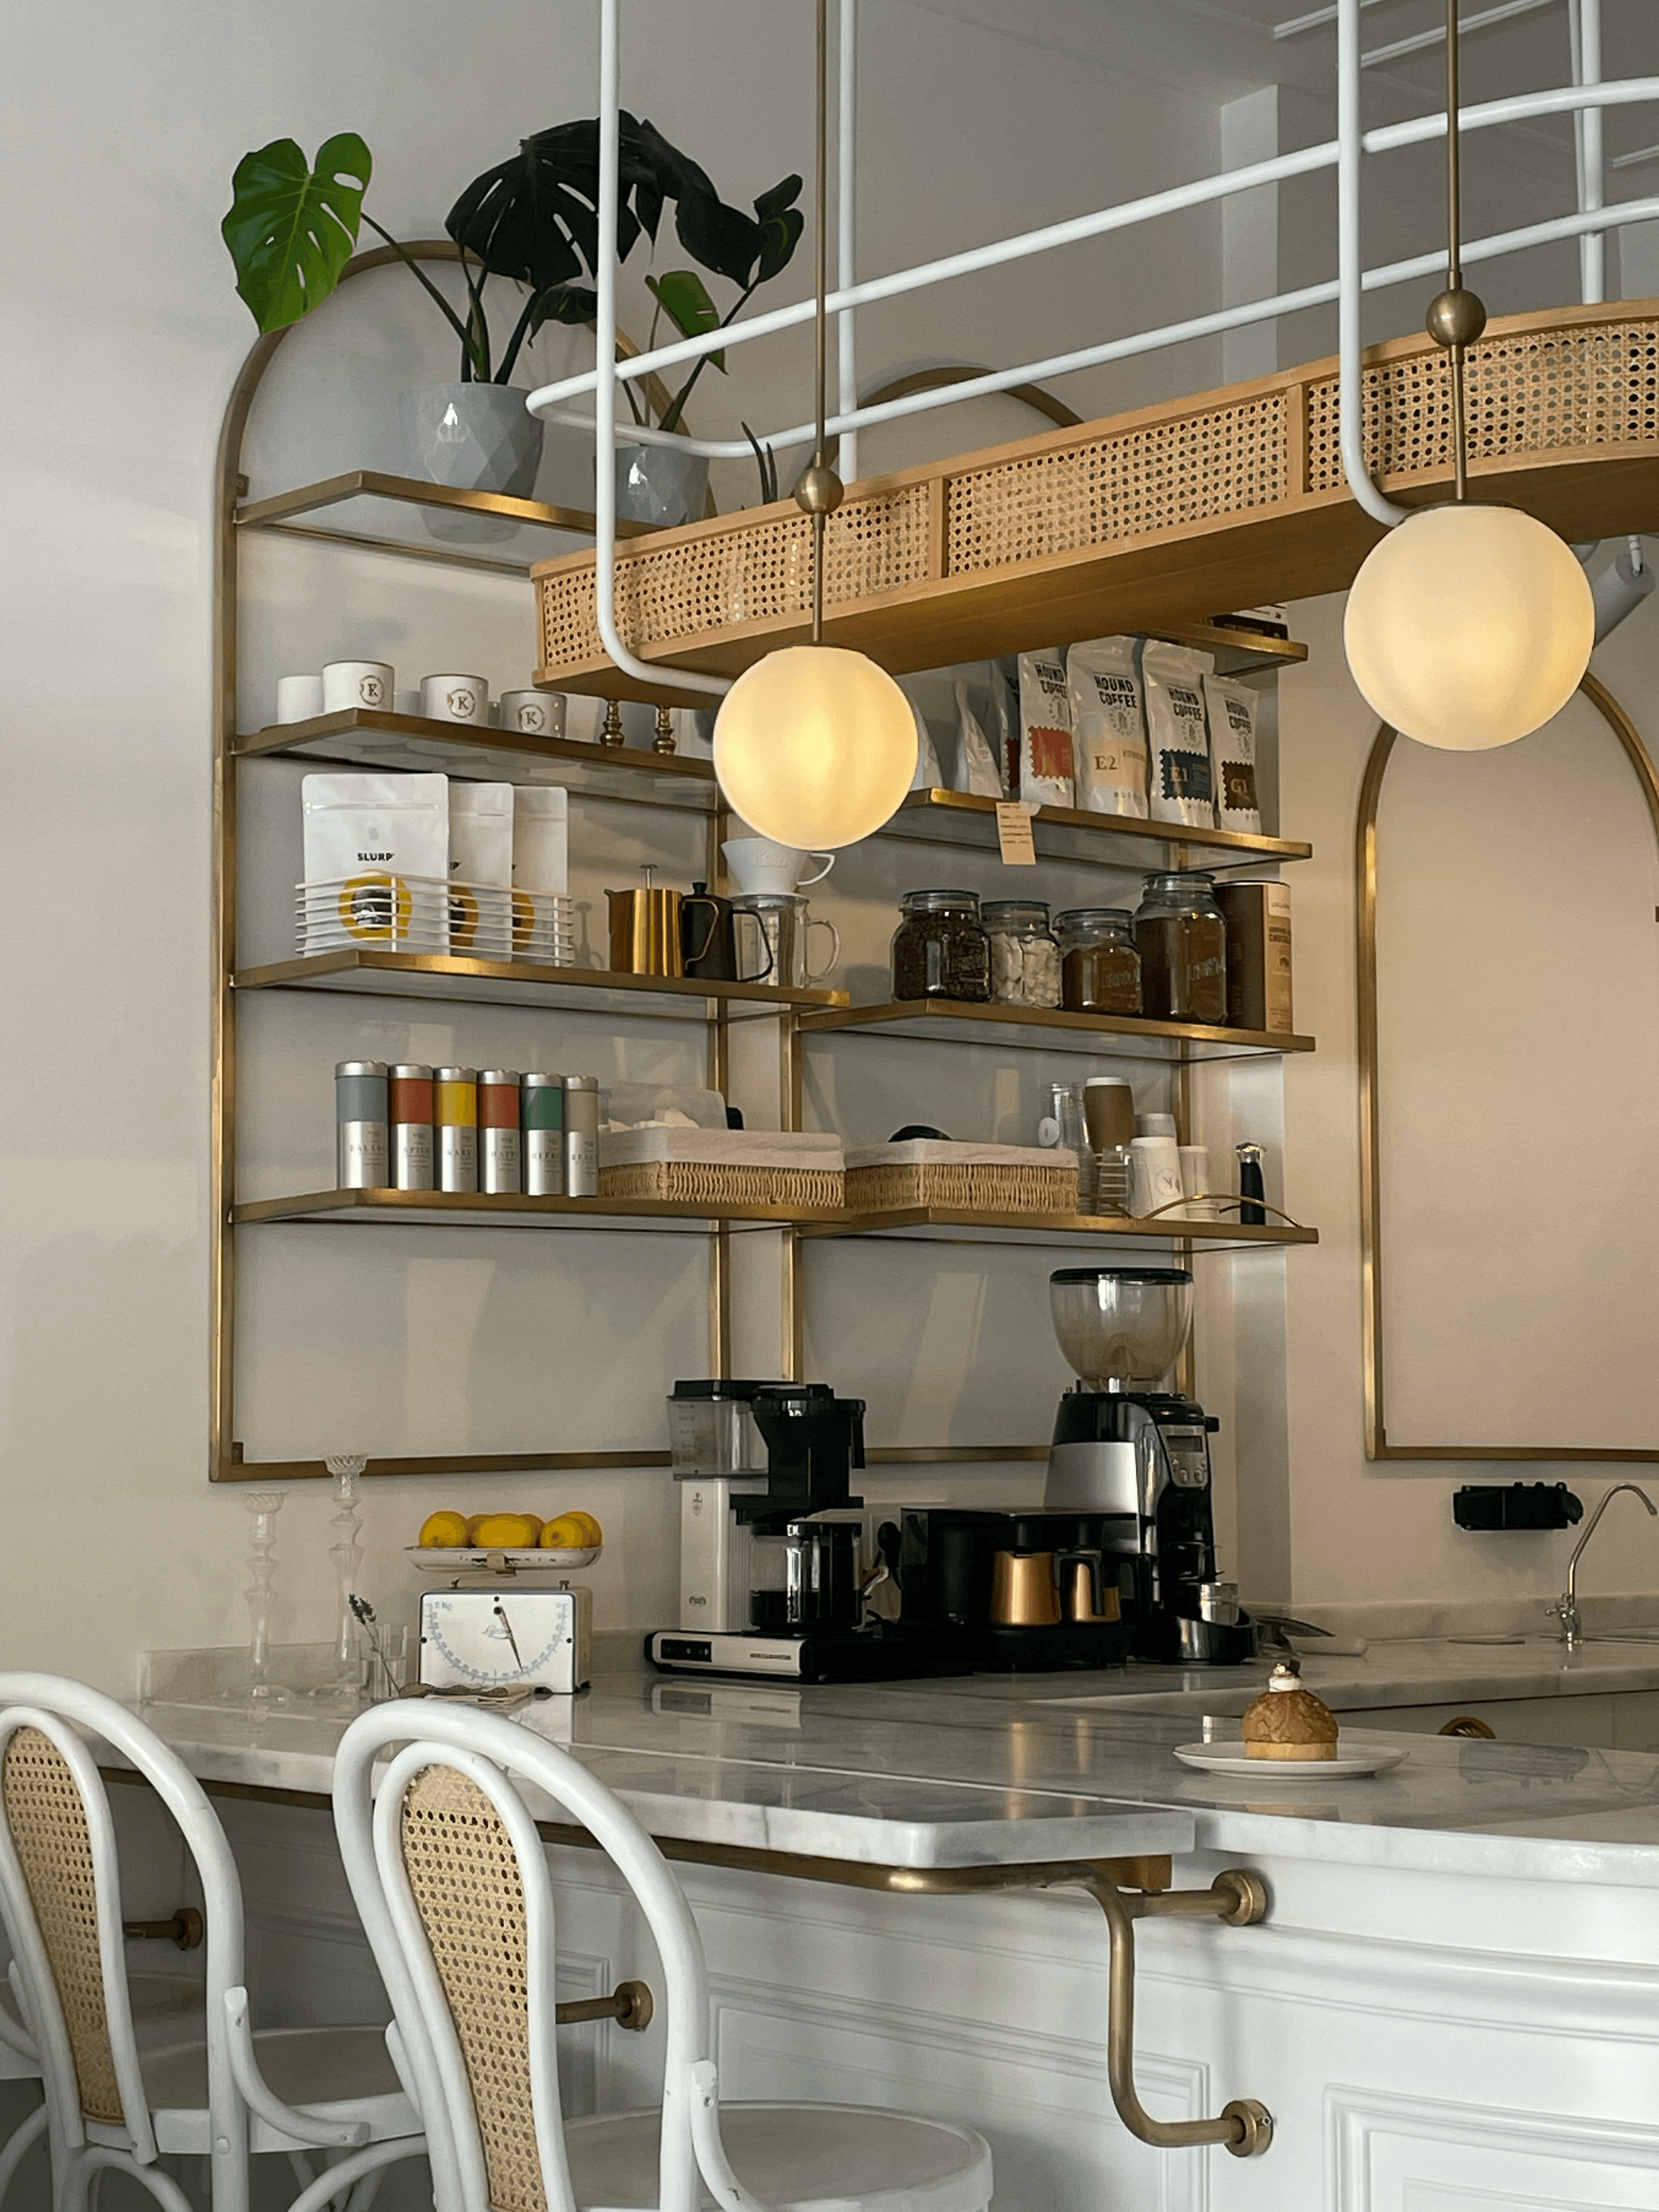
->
995;801;1038;865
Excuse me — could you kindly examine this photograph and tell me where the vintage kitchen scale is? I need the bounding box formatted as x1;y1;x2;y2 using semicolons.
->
407;1542;597;1694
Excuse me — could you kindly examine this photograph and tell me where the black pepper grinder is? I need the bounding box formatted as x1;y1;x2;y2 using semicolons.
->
1237;1142;1267;1226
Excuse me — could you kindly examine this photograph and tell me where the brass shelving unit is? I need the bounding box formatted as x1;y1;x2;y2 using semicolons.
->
215;239;1319;1486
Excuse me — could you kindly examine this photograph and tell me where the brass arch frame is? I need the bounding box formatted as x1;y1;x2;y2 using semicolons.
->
1356;671;1659;1460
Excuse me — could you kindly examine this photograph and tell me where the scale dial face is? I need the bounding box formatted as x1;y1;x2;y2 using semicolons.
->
420;1595;569;1686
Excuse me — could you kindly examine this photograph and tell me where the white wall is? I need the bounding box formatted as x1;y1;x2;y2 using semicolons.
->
0;0;1227;1691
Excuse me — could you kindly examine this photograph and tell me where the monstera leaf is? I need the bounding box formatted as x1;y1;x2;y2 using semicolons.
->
647;270;725;371
447;115;661;296
222;134;371;332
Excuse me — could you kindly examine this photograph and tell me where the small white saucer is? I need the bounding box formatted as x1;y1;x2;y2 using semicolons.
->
1174;1738;1407;1780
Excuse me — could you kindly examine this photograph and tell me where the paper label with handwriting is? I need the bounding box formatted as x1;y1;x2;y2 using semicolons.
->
996;802;1038;865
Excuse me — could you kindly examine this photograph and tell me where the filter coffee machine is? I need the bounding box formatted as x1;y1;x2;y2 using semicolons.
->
1046;1266;1256;1663
647;1379;955;1683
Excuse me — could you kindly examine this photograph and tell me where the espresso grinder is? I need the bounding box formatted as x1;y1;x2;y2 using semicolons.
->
647;1379;952;1683
1046;1266;1256;1663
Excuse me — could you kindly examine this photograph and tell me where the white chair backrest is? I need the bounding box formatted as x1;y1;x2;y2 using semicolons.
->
334;1702;722;2212
0;1675;250;2187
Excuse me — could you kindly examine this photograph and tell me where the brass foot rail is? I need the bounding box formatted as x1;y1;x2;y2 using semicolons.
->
122;1907;204;1951
555;1978;653;2033
537;1828;1276;2159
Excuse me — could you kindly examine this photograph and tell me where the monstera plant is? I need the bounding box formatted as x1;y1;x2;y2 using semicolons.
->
222;120;803;420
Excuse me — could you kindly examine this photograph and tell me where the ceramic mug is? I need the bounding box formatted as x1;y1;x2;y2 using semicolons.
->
721;837;835;896
421;673;488;724
1127;1135;1184;1219
496;689;565;740
322;660;393;713
275;674;325;724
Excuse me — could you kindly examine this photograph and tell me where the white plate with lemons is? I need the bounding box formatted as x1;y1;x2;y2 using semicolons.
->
409;1508;601;1575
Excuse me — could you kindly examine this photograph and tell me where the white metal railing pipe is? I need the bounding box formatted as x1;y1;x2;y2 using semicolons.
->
591;0;727;697
837;0;859;483
524;70;1659;424
1577;0;1606;302
533;194;1659;465
1340;0;1408;524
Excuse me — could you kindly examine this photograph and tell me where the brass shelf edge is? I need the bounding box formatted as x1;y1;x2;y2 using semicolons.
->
213;1448;672;1483
232;951;849;1013
797;998;1313;1054
233;705;718;785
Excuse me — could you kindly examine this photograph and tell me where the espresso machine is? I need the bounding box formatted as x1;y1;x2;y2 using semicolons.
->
1045;1266;1256;1663
647;1379;957;1683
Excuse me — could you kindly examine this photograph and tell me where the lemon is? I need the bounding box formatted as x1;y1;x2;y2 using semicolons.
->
471;1512;541;1549
419;1510;470;1549
540;1511;600;1551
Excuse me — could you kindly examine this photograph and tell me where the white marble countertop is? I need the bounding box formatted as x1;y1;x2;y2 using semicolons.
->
125;1634;1659;1888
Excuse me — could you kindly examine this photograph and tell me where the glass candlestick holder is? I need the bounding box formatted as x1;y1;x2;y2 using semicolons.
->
320;1453;368;1703
234;1491;289;1705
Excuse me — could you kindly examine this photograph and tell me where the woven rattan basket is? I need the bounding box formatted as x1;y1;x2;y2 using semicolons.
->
845;1141;1079;1215
598;1127;844;1212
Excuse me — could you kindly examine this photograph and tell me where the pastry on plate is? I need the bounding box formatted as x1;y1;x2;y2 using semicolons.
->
1241;1661;1339;1761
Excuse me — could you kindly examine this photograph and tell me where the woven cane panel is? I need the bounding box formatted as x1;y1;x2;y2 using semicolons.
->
1305;319;1659;492
538;482;933;669
402;1765;548;2212
946;393;1289;574
1;1729;122;2124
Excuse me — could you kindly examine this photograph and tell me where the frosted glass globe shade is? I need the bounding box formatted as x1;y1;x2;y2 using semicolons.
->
1344;504;1593;750
713;645;919;847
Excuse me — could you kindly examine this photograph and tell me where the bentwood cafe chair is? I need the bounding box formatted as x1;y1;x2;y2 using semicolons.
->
0;1673;427;2212
333;1700;995;2212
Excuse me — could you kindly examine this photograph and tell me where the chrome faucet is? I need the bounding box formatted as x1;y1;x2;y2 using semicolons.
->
1548;1483;1657;1649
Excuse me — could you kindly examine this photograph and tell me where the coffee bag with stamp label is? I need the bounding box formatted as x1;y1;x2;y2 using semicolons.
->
1013;650;1075;808
1141;640;1216;829
1203;672;1264;836
301;771;450;954
1066;636;1149;817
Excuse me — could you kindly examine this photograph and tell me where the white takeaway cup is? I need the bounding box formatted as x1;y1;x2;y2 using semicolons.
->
722;837;835;895
496;689;566;739
321;660;394;713
1127;1135;1185;1219
275;674;325;724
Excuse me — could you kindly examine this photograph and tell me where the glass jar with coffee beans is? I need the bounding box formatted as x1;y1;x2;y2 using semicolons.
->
1134;871;1228;1025
983;899;1062;1008
891;888;992;1002
1056;907;1142;1015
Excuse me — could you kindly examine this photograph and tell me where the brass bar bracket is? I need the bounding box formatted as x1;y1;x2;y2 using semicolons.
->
122;1907;204;1952
555;1978;653;2033
1074;1866;1272;2158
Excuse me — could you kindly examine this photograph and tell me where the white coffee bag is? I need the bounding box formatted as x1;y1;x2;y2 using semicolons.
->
511;785;569;891
1013;650;1075;808
1203;673;1263;836
448;781;514;957
300;771;449;954
1141;641;1216;828
1066;636;1149;818
951;677;1005;798
899;682;945;792
510;785;569;962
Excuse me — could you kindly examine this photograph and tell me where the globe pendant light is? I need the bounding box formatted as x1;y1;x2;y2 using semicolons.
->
1341;0;1592;750
713;0;917;846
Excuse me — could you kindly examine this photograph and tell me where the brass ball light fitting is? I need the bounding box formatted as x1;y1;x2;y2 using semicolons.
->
1424;285;1486;353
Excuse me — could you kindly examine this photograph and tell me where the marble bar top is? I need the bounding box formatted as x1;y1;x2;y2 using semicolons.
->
126;1632;1659;1889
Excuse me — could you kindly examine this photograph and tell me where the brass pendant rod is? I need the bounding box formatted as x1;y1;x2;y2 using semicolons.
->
812;0;830;641
1446;0;1469;500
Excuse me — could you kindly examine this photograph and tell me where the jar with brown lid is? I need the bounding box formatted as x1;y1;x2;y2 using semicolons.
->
1134;872;1228;1025
1056;907;1142;1014
891;889;991;1002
